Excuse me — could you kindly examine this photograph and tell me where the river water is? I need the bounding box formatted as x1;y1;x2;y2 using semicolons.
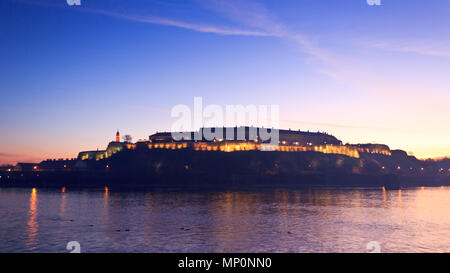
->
1;187;449;253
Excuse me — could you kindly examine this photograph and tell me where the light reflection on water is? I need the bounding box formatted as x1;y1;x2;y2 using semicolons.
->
26;188;38;250
0;187;450;252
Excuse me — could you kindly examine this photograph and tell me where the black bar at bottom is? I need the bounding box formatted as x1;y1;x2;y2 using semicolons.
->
0;253;444;272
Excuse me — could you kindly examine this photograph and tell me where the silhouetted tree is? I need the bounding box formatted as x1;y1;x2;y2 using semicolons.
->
123;135;133;143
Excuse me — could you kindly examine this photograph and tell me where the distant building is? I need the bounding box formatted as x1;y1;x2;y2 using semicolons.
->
0;165;14;172
38;159;77;171
13;163;37;172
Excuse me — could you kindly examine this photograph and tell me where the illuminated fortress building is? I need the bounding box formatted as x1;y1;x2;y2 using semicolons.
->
77;127;392;161
77;130;136;161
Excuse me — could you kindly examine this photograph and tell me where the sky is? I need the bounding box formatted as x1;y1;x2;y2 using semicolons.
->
1;0;450;164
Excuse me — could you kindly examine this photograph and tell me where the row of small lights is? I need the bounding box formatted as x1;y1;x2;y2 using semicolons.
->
381;166;450;172
280;141;313;146
3;165;69;172
3;164;450;172
212;139;316;146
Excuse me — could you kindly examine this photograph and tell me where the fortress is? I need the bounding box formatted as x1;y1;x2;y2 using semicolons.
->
4;127;450;189
77;127;392;160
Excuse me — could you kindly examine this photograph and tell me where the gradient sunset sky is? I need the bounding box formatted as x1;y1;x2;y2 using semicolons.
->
1;0;450;164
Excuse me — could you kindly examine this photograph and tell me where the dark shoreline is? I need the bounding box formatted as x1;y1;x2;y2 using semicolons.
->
2;149;450;190
1;171;449;191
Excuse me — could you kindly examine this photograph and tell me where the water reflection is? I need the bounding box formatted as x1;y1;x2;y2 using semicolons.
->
26;188;38;250
103;186;109;225
104;186;109;208
60;188;66;217
1;187;450;252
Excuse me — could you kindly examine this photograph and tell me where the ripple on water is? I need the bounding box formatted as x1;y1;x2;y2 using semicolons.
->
0;187;450;252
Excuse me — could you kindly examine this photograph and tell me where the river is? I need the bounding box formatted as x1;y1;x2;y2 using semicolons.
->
1;186;449;252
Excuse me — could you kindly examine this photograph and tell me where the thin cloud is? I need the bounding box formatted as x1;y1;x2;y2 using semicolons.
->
16;0;327;61
196;0;331;63
106;2;331;63
0;153;17;158
14;0;271;37
86;9;272;37
370;41;450;58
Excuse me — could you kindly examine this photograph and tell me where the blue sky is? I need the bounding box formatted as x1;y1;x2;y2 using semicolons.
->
1;0;450;163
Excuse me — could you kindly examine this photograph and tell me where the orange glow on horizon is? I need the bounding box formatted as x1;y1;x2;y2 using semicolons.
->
1;130;450;165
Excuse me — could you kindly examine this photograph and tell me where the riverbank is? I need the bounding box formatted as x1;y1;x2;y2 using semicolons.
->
1;170;449;190
2;149;449;189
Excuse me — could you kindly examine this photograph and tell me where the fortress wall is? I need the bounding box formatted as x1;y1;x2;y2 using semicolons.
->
353;144;392;156
146;141;361;158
